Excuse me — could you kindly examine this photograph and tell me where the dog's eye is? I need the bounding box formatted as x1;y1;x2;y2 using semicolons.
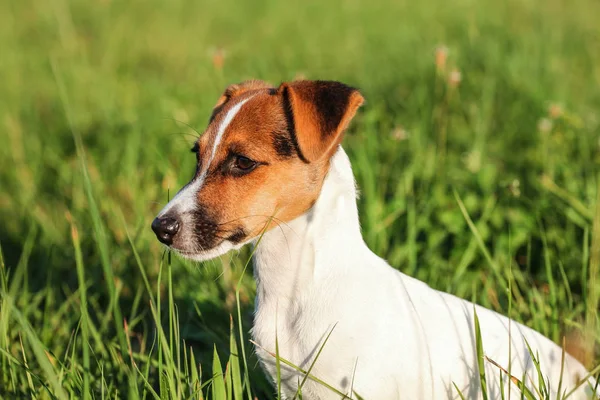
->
233;155;257;172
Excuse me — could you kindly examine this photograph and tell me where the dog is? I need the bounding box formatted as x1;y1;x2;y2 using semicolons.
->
152;79;596;399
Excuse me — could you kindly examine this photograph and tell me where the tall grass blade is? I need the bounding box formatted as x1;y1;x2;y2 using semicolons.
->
149;298;178;400
454;189;507;288
484;356;537;400
563;363;600;399
473;308;489;400
70;220;91;399
212;345;226;400
275;319;282;400
453;382;467;400
585;173;600;368
18;334;36;398
229;316;244;400
556;337;566;400
539;221;559;342
292;324;338;400
226;360;233;400
10;306;69;400
523;339;548;398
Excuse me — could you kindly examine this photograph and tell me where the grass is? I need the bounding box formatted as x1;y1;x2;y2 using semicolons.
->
0;0;599;398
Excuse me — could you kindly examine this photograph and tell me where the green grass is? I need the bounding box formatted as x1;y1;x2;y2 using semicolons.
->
1;0;600;398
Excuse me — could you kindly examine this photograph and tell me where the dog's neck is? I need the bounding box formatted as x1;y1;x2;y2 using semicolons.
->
252;147;365;309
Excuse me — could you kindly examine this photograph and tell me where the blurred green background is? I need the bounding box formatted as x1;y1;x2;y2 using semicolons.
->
0;0;599;398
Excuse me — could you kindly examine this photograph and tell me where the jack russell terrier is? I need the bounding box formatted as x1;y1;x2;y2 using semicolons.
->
152;80;597;399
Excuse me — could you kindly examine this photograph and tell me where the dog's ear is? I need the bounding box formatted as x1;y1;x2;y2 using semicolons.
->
210;80;272;121
278;80;364;163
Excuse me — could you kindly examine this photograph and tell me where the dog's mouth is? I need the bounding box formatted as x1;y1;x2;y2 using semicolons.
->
223;227;248;244
165;234;252;263
170;248;198;256
153;215;250;261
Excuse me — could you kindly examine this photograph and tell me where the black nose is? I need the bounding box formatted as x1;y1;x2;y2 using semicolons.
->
151;216;180;245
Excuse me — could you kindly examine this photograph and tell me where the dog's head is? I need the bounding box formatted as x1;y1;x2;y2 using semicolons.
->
151;79;364;260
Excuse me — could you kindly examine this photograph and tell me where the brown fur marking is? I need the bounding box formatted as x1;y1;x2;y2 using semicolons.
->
174;79;363;253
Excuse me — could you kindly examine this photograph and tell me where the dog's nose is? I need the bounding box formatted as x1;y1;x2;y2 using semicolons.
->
151;216;180;245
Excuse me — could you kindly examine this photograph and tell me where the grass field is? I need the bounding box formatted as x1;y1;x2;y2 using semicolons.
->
1;0;600;398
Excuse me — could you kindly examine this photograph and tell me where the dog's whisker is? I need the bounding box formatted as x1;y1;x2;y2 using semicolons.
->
216;214;288;226
161;117;204;137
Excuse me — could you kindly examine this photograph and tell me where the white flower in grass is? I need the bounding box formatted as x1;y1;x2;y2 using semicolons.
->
463;150;481;173
448;69;462;88
509;179;521;198
537;118;553;134
391;126;409;141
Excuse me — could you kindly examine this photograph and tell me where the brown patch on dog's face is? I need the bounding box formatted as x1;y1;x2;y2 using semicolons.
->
152;80;363;260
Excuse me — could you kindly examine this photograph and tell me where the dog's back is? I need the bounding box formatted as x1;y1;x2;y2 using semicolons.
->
389;271;593;399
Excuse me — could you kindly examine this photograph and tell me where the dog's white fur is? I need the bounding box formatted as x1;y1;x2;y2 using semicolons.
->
247;148;594;399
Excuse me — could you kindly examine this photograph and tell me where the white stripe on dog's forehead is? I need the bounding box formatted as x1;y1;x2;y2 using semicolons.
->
157;95;254;217
208;96;253;165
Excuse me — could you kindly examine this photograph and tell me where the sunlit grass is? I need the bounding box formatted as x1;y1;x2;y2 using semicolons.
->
0;0;599;398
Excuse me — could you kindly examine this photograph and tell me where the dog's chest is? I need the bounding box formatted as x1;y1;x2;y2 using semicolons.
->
251;287;348;397
252;288;329;361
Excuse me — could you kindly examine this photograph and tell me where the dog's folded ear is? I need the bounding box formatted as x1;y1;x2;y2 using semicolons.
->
211;80;272;121
278;80;364;163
